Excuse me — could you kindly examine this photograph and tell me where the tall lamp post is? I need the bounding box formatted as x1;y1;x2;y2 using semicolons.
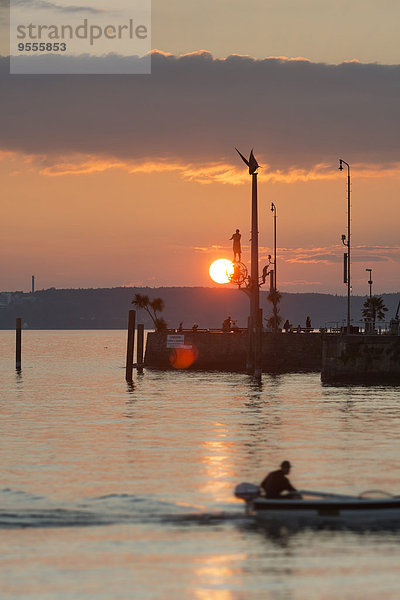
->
209;149;267;378
339;159;351;334
366;268;373;300
235;148;262;379
271;202;277;292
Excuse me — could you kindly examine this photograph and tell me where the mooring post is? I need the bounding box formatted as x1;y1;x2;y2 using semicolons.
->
16;317;22;371
125;310;136;382
137;324;144;372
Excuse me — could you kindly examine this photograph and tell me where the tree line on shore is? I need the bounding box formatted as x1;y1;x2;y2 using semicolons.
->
0;286;398;330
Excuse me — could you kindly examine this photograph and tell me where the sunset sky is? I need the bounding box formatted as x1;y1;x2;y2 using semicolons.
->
1;0;399;294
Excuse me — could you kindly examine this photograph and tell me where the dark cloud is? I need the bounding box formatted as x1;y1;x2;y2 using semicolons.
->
0;52;399;169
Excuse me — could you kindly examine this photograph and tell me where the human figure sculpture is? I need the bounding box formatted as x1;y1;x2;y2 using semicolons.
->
230;229;241;262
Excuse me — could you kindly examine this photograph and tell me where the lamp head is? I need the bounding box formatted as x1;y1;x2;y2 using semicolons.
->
339;159;343;171
341;234;346;241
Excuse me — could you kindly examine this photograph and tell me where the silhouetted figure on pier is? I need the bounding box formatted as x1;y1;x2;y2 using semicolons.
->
230;229;241;262
222;316;232;332
231;320;239;332
306;316;312;331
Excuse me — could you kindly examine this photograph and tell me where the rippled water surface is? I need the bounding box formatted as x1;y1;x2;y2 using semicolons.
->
1;330;400;599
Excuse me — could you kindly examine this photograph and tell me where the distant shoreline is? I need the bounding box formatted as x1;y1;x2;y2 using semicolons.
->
1;287;399;331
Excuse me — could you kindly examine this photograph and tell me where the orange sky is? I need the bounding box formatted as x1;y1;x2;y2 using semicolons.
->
1;147;399;295
1;45;399;295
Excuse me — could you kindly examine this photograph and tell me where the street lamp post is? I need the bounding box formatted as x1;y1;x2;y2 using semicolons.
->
236;148;262;379
366;268;373;300
271;202;277;292
339;159;351;334
365;268;373;334
250;169;260;327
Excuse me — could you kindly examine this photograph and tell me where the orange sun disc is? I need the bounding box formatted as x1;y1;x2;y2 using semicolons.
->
209;259;235;284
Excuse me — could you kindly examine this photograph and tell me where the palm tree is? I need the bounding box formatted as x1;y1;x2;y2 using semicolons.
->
149;297;164;315
362;295;388;332
132;293;150;310
132;294;167;331
266;289;283;332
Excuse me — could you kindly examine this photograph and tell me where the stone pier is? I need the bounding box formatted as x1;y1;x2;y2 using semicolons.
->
144;330;322;372
321;334;400;384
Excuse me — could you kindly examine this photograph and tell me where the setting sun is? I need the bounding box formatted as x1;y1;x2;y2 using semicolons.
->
209;259;235;284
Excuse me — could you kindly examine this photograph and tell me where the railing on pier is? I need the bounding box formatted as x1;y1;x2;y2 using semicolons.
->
323;321;399;335
167;322;399;336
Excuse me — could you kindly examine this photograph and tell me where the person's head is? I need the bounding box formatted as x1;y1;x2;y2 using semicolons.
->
280;460;291;475
236;229;239;233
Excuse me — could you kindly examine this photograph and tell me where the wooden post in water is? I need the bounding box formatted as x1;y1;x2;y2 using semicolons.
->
137;324;144;372
125;310;136;382
16;317;22;371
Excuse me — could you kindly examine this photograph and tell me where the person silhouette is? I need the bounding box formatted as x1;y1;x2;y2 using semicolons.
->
260;460;301;499
230;229;241;262
222;316;232;332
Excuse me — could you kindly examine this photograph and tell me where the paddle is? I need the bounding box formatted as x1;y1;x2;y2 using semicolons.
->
299;489;357;500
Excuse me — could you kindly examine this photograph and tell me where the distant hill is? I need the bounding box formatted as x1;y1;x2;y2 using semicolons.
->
0;287;399;330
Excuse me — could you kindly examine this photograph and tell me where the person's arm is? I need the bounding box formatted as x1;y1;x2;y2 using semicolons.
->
283;476;296;492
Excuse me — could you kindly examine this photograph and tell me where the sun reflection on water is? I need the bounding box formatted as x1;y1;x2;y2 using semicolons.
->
193;553;247;600
199;423;237;502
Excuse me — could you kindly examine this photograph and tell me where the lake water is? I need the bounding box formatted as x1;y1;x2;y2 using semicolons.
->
1;330;400;599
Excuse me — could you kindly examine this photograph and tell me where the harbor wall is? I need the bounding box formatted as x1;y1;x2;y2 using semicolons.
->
144;330;322;372
321;335;400;383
